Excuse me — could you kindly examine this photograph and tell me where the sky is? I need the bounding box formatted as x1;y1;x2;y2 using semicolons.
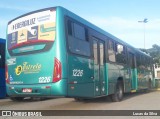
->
0;0;160;49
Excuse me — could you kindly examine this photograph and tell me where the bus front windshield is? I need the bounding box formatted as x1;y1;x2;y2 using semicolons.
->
7;8;56;56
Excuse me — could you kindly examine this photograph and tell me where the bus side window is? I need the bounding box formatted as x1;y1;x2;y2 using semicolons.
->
108;40;115;62
129;53;135;68
67;20;91;57
93;40;98;64
115;43;126;64
141;56;145;69
100;41;104;65
73;23;86;41
67;20;73;36
136;54;141;69
147;58;151;70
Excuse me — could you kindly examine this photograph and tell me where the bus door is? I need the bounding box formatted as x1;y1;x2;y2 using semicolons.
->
128;52;137;90
92;37;105;96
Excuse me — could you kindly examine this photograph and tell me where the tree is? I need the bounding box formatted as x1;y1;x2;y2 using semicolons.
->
146;44;160;65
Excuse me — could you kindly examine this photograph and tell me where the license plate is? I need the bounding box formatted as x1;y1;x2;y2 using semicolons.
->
22;88;32;93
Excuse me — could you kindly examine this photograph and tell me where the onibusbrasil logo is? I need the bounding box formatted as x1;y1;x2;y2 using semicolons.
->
15;62;42;75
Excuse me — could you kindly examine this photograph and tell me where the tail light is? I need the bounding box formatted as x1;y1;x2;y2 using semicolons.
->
5;65;10;84
53;58;62;83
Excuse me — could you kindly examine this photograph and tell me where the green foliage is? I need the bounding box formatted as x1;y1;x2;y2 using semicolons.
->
140;44;160;65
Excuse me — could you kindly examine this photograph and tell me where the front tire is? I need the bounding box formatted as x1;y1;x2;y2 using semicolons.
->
111;81;124;102
74;98;84;101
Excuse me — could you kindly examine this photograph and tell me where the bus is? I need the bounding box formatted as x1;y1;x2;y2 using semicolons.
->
6;6;153;101
0;38;6;98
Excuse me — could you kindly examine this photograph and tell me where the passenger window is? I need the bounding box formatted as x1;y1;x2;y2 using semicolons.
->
108;40;115;62
136;54;141;68
141;56;145;69
115;43;126;64
147;58;151;70
129;53;135;68
93;40;98;64
67;20;91;57
108;40;114;50
100;41;104;65
67;20;73;36
73;23;86;41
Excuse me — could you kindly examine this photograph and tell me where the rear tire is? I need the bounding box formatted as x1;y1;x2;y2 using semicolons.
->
74;98;83;101
111;81;124;102
10;97;24;101
74;98;89;102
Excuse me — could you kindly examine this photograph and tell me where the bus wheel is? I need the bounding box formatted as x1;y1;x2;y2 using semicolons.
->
111;81;124;102
10;97;24;101
74;98;82;101
74;98;86;102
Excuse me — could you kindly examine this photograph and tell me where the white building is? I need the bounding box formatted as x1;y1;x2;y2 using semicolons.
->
154;64;160;78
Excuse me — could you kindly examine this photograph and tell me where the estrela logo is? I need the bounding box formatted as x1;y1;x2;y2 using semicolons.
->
15;62;42;75
15;65;22;75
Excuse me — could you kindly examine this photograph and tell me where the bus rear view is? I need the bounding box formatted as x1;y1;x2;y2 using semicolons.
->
6;7;67;101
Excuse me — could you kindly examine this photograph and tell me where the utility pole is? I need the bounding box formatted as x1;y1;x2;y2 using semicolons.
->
138;18;148;49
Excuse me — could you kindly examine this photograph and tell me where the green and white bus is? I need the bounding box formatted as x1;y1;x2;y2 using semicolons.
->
6;6;153;101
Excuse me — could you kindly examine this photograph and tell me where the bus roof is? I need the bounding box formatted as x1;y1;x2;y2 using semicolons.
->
7;6;151;58
59;6;151;58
